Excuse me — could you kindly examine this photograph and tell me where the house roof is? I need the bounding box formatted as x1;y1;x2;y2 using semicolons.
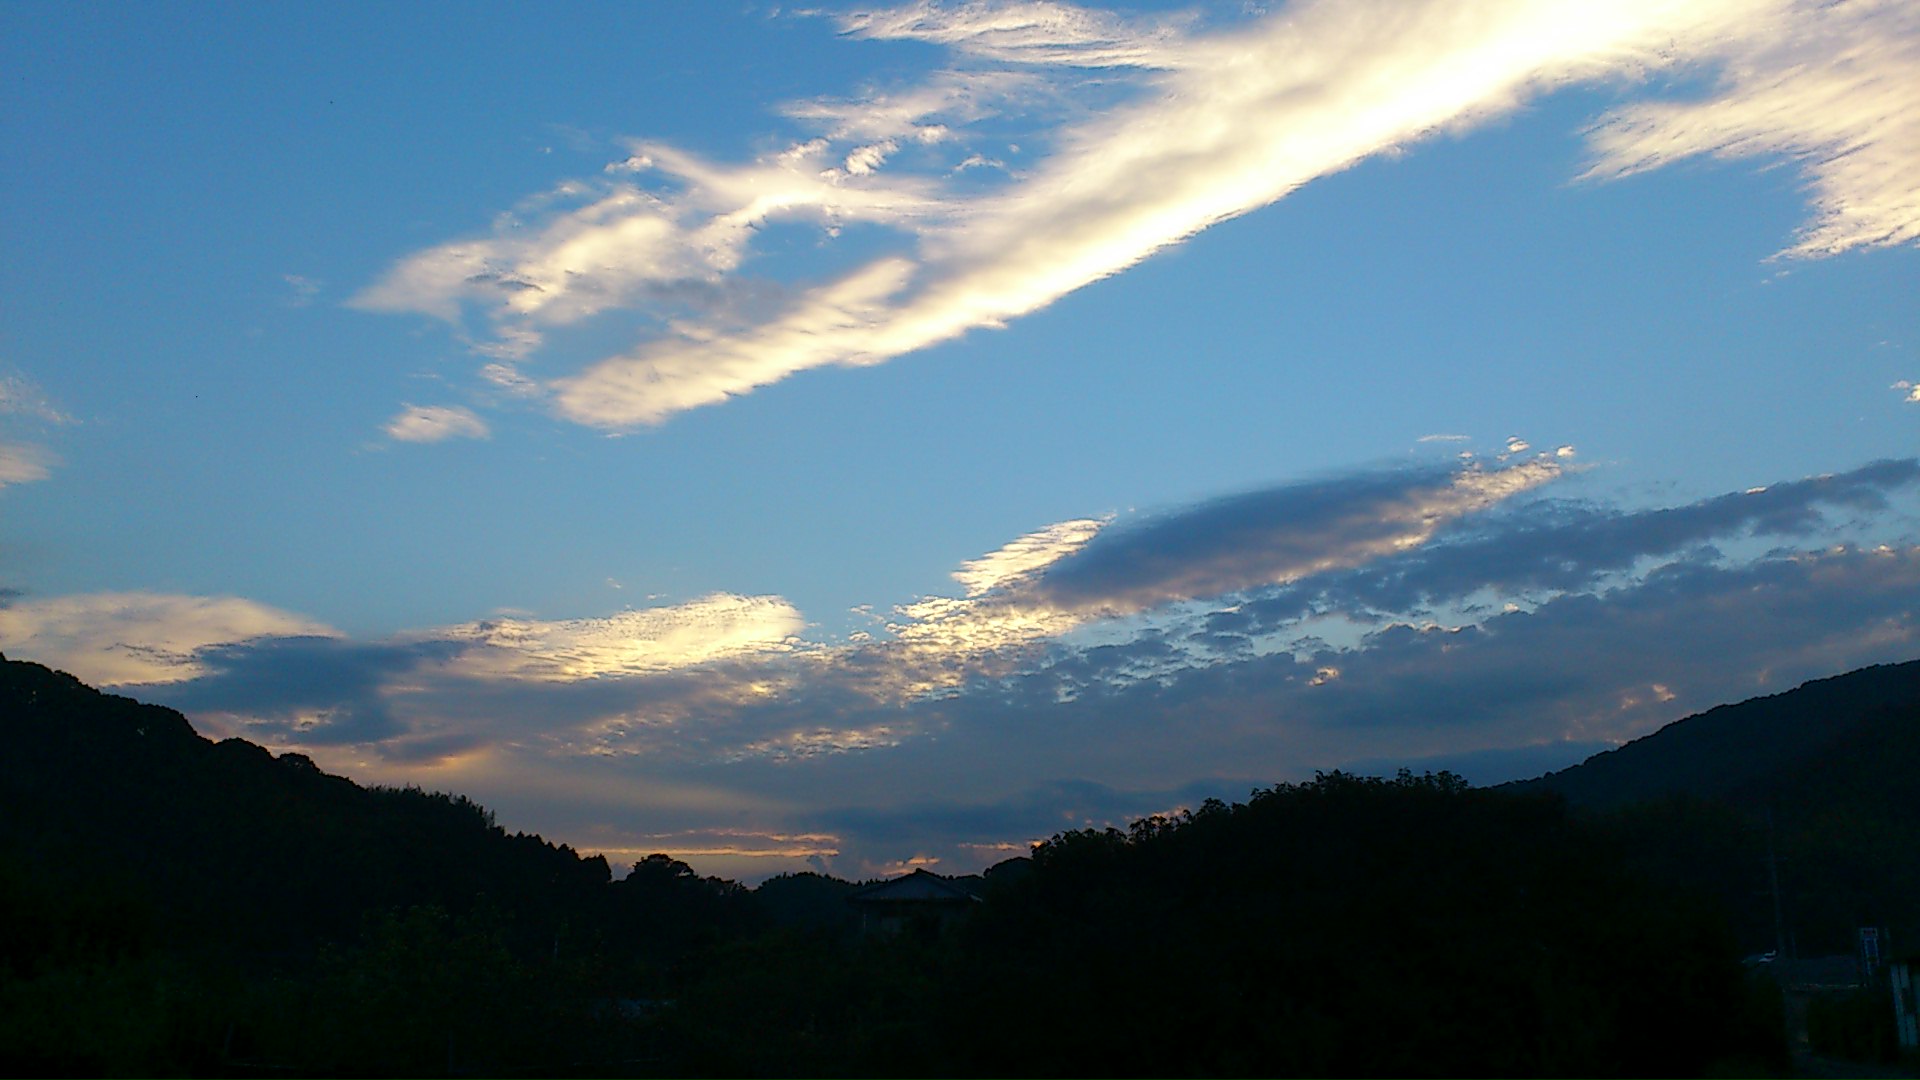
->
1769;954;1869;990
846;868;984;906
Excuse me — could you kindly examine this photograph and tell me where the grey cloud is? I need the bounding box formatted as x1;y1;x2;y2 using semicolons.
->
376;731;495;766
130;461;1918;879
314;466;1918;762
1202;608;1255;635
1111;545;1920;751
148;636;463;745
1235;458;1920;632
184;539;1911;881
379;652;920;766
1028;463;1506;612
463;271;546;293
789;543;1919;826
663;498;1899;881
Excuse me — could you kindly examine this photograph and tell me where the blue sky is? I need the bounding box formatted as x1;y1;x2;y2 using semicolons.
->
3;0;1917;879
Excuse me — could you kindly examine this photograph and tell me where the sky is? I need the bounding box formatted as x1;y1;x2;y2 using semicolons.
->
3;0;1917;881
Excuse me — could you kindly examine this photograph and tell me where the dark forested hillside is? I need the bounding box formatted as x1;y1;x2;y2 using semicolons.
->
1509;659;1920;956
0;653;710;1075
1512;659;1920;811
0;652;614;956
11;651;1914;1075
955;773;1786;1078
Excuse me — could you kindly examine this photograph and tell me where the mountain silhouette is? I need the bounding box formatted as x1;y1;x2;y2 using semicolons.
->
4;649;1912;1075
1510;659;1920;958
1508;658;1920;812
0;651;612;957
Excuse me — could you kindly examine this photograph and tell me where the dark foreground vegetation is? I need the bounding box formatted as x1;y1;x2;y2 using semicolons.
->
3;653;1916;1076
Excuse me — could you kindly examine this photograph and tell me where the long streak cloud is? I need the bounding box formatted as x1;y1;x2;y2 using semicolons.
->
356;0;1919;430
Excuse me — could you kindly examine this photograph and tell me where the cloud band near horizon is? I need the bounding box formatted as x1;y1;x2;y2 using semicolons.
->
3;453;1915;877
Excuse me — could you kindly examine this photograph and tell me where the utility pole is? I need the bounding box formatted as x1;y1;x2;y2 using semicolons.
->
1765;807;1788;960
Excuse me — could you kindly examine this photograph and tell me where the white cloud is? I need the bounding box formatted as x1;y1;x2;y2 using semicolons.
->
834;0;1196;68
384;404;491;443
353;189;701;326
282;273;321;307
0;442;53;489
428;594;806;682
0;373;73;424
357;0;1916;431
0;373;70;489
550;256;922;426
1582;0;1920;258
479;361;543;397
842;140;900;177
1896;380;1920;403
878;590;1084;693
472;326;545;363
781;69;1044;146
548;0;1850;429
0;592;338;686
951;516;1109;595
355;138;948;354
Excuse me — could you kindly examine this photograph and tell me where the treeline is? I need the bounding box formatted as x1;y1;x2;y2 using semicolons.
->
645;772;1787;1077
8;653;1915;1075
946;773;1780;1077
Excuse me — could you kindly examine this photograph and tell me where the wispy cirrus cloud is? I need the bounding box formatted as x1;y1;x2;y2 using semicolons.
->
1581;0;1920;258
0;373;74;425
353;137;948;349
0;371;73;490
281;274;322;307
549;0;1716;428
359;0;1917;432
835;0;1197;69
